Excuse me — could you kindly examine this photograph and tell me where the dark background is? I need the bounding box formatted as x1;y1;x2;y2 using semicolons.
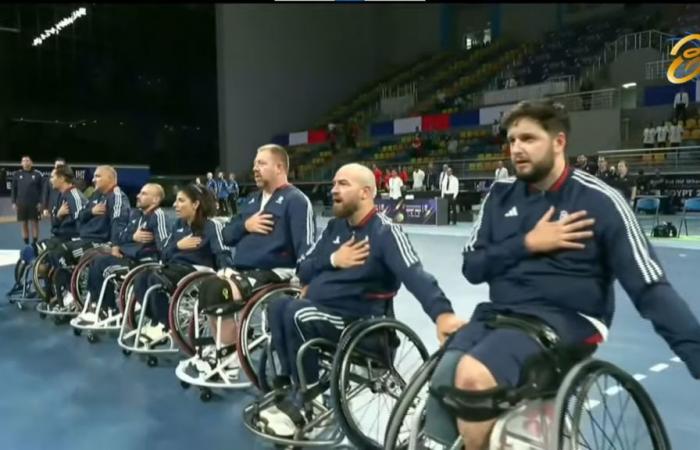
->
0;4;218;174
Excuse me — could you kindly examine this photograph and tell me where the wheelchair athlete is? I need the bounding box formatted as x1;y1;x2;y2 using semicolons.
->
131;184;232;346
44;165;130;310
73;183;170;325
424;100;700;449
10;165;84;300
257;163;464;437
188;144;316;378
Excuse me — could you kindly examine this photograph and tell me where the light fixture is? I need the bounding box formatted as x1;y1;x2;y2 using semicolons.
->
622;82;637;89
32;7;87;47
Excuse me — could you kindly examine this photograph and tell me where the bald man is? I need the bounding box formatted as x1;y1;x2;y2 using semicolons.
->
75;183;170;324
45;165;131;310
258;163;465;437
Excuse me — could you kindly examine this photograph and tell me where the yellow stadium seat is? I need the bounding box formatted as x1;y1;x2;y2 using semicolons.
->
692;129;700;140
683;129;691;140
686;118;697;129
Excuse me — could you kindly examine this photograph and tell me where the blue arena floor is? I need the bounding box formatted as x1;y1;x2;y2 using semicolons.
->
1;219;699;450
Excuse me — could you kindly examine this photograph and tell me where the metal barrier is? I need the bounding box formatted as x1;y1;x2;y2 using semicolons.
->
547;88;619;112
597;145;700;173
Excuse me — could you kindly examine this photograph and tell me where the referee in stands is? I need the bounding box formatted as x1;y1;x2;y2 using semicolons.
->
11;156;44;247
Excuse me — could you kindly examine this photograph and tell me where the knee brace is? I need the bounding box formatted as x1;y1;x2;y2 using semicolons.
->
198;269;251;316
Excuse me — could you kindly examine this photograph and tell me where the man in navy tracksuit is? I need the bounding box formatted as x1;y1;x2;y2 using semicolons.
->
11;156;44;246
424;100;700;448
41;157;67;219
215;172;230;215
226;172;239;216
257;163;464;436
75;183;170;323
46;165;85;246
45;165;131;308
192;144;316;375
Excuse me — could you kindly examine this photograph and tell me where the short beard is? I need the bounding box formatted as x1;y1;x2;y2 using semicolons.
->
515;147;555;184
332;201;356;219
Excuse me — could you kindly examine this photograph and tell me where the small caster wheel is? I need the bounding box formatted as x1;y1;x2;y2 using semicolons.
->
180;381;190;390
73;328;82;336
122;349;131;357
200;388;212;402
147;356;158;367
39;313;46;320
87;333;98;344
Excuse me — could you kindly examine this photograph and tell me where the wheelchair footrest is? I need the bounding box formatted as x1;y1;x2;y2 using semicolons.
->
430;385;521;422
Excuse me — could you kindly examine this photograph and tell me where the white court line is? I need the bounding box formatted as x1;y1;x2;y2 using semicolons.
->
633;373;647;381
649;363;670;373
0;249;20;267
670;356;682;363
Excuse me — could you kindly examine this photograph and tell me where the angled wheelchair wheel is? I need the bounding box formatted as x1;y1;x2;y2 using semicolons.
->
236;284;300;390
117;263;162;331
69;248;109;310
553;359;671;450
384;351;443;450
32;251;52;302
331;318;430;449
168;271;217;356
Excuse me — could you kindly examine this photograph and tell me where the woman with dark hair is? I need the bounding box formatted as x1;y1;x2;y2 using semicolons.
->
134;184;233;345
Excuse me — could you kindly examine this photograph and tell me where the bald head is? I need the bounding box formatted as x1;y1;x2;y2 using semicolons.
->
331;163;377;221
336;163;377;196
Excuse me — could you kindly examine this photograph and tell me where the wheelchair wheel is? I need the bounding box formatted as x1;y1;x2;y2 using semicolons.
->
331;318;430;449
69;248;109;310
553;359;671;450
118;263;162;331
32;251;52;302
236;285;300;390
384;351;443;450
14;258;28;285
168;271;217;356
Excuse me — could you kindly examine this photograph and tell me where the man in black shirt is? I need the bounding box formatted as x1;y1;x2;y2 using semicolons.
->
611;160;636;204
11;156;44;246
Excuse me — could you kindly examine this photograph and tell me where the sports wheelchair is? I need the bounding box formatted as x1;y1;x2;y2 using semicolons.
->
116;263;215;367
6;244;43;310
384;313;671;450
34;243;111;324
69;255;160;343
172;269;300;402
243;301;430;449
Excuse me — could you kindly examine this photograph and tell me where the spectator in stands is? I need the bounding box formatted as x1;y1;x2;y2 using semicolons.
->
669;119;684;148
195;177;205;189
388;169;404;201
383;168;392;192
453;96;465;110
447;136;459;155
412;128;423;156
328;123;337;150
372;164;383;193
215;172;230;215
413;166;426;191
575;154;596;175
426;162;437;191
505;76;518;89
612;160;636;204
399;166;409;185
440;167;459;225
642;122;656;149
436;90;447;108
656;121;670;148
674;86;689;122
596;157;615;184
206;172;216;194
491;119;500;138
494;160;509;181
439;164;449;191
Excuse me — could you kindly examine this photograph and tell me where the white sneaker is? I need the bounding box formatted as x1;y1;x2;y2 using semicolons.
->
259;405;298;437
62;292;75;307
140;323;168;344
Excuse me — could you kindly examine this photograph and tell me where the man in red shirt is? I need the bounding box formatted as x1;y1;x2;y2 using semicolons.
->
372;164;383;193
